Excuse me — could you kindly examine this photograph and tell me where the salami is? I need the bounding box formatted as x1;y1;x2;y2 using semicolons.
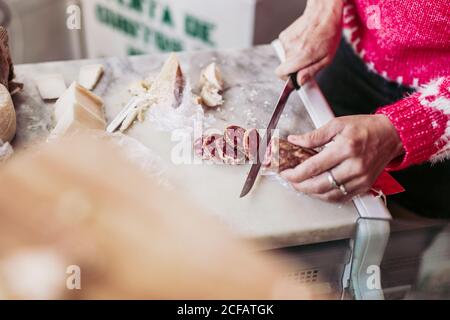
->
217;137;246;165
202;134;223;162
263;138;317;173
194;128;317;169
243;128;261;163
193;136;204;158
224;125;246;153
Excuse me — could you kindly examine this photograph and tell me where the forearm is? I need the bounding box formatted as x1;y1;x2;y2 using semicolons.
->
376;77;450;170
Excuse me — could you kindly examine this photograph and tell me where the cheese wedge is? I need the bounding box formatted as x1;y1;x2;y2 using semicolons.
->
52;102;106;136
35;74;67;100
147;53;184;108
79;64;104;90
54;82;104;123
130;53;185;126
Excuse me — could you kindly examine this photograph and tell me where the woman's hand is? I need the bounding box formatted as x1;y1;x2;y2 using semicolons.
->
276;0;344;85
281;115;405;202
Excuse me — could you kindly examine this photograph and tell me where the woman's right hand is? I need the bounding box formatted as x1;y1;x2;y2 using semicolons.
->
276;0;344;85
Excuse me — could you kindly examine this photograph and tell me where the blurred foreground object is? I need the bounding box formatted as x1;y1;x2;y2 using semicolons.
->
0;133;314;299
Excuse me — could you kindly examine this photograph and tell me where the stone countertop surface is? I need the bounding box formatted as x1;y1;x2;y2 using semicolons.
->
11;45;359;250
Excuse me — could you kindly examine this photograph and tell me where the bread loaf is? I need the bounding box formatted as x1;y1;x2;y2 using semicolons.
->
0;84;16;143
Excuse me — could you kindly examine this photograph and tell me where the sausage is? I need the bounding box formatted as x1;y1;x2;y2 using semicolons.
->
243;128;260;163
224;125;246;153
202;134;223;162
263;138;317;173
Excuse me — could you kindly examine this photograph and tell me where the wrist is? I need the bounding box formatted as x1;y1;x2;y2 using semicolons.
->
376;114;405;159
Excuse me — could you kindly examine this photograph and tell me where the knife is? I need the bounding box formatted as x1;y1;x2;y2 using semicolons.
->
240;73;300;198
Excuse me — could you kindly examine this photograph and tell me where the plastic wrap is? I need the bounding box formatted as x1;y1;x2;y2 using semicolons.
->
47;129;171;189
145;82;216;133
264;173;347;207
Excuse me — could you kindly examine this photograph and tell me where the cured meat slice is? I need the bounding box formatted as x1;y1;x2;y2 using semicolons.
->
217;137;246;165
194;127;317;169
193;136;204;158
224;125;246;153
263;138;317;173
243;128;260;163
202;134;223;162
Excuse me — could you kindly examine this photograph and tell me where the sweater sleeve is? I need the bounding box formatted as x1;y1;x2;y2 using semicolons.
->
376;77;450;171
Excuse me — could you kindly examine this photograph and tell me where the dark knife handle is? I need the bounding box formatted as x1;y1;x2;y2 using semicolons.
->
289;72;300;90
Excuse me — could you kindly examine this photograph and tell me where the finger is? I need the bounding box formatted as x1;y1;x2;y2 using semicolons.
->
314;185;369;203
325;159;365;187
312;189;353;203
310;178;362;202
313;176;373;203
281;143;348;183
288;120;343;149
289;158;363;195
290;171;333;194
296;56;330;85
275;54;324;79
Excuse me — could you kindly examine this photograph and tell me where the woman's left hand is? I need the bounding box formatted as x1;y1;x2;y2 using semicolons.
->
281;115;405;202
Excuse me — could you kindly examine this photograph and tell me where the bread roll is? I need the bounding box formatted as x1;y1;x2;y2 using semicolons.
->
0;83;16;143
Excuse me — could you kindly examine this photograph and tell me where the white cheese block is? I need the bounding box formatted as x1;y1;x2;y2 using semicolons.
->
147;53;184;107
133;53;184;127
35;74;67;100
78;64;104;90
52;102;106;136
54;82;104;123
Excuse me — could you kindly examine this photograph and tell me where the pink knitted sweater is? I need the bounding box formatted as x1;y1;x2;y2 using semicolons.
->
342;0;450;170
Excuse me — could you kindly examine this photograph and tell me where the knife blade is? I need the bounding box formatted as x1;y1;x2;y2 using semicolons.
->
240;73;300;198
